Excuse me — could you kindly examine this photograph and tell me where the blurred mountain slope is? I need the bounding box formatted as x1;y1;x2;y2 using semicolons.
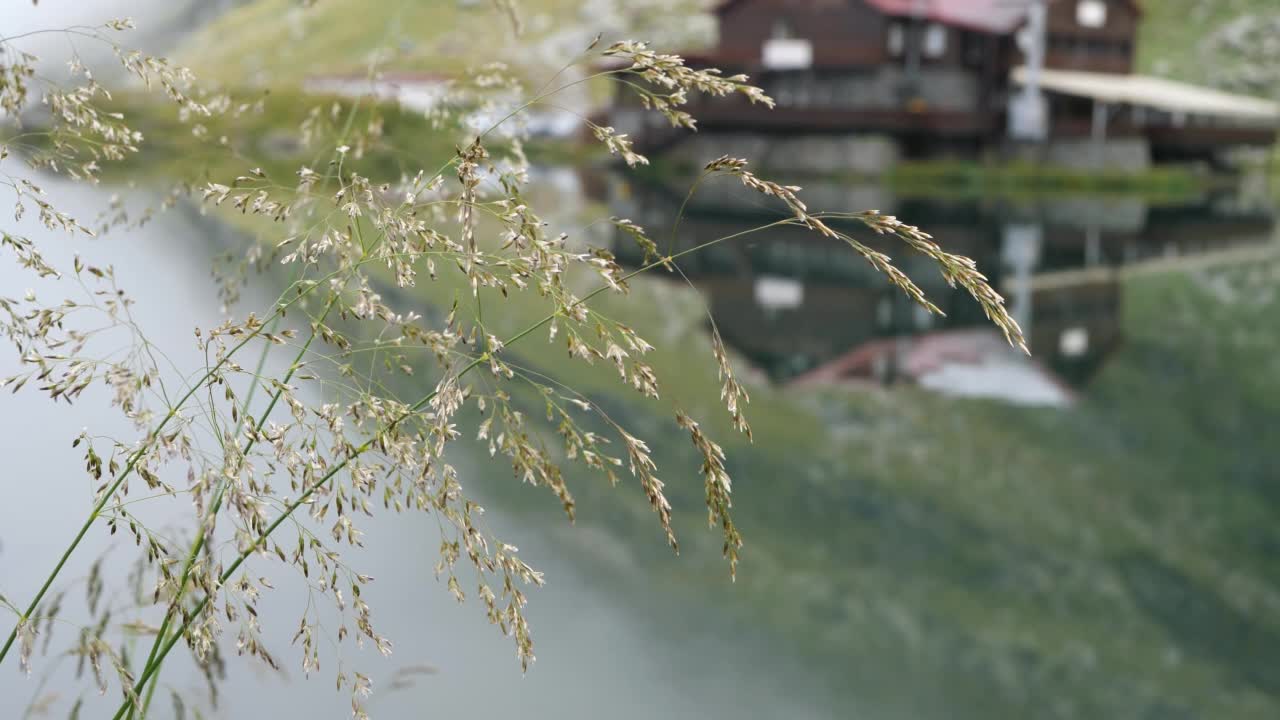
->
179;0;713;89
1139;0;1280;98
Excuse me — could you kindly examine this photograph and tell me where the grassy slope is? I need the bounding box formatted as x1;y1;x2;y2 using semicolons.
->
179;0;508;86
97;89;462;186
180;0;708;88
1137;0;1279;86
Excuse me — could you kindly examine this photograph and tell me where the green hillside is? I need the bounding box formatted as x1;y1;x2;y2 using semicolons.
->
180;0;710;88
1139;0;1280;96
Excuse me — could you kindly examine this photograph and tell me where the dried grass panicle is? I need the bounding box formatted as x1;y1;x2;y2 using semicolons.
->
621;429;678;551
592;41;773;167
2;20;208;184
710;324;751;440
702;156;1027;353
1;16;1024;718
610;216;664;267
590;123;648;167
856;210;1029;353
675;411;741;579
603;40;776;128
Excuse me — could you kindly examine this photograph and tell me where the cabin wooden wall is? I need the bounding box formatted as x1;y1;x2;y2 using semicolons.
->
714;0;1143;76
715;0;889;67
1043;0;1141;74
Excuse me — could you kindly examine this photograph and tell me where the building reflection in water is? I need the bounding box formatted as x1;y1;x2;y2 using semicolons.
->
600;174;1275;406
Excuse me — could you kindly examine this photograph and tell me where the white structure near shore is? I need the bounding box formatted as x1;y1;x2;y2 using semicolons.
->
302;71;451;114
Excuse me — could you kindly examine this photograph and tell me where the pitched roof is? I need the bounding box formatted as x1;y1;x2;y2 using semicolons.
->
864;0;1032;34
714;1;1142;34
1013;66;1280;124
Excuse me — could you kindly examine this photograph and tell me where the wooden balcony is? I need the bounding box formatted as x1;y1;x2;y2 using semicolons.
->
682;100;998;137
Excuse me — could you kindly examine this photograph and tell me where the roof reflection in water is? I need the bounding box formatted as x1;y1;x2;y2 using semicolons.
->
599;173;1276;405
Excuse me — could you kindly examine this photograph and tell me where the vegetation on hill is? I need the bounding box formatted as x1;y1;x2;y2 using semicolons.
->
85;90;460;184
1138;0;1280;97
180;0;711;89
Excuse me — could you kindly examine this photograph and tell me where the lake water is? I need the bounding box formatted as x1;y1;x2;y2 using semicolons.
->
606;173;1278;395
3;165;1279;720
0;173;841;719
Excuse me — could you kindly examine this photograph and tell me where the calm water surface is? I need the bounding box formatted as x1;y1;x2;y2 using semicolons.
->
3;169;1278;719
0;175;837;719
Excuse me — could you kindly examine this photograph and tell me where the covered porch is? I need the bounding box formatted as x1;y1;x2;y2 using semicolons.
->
1012;67;1280;168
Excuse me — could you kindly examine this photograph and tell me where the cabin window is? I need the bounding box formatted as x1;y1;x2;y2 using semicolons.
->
763;17;812;70
887;22;905;57
923;23;947;58
962;32;986;66
754;276;803;312
763;38;814;70
1076;0;1107;28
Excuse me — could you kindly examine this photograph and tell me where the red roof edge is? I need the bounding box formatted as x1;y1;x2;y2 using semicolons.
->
712;0;746;13
716;0;1141;28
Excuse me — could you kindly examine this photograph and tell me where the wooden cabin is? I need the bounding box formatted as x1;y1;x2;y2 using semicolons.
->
1012;1;1276;165
1041;0;1142;75
609;0;1278;169
663;0;1024;144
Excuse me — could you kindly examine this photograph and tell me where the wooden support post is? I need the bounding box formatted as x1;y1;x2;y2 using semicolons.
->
1092;100;1110;170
